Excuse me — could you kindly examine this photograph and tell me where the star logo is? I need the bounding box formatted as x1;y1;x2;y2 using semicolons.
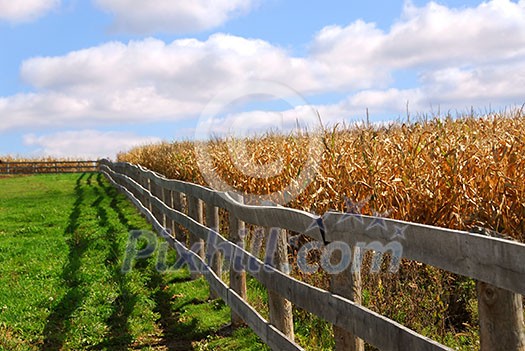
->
366;216;388;231
336;212;365;226
391;225;408;240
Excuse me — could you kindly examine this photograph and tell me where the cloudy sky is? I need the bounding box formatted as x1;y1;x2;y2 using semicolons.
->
1;0;524;159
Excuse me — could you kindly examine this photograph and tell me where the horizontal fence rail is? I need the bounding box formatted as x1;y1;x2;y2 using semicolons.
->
0;160;99;175
98;159;525;351
323;212;525;296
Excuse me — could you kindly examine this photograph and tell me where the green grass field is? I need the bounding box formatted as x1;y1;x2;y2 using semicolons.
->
0;173;267;350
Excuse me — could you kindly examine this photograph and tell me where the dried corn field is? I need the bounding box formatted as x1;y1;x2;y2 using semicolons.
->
118;112;525;349
119;113;524;240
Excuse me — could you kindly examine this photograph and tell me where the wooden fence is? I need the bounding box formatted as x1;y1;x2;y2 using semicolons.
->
0;160;99;174
98;159;525;351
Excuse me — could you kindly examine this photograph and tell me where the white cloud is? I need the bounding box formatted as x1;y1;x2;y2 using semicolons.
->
420;62;525;105
94;0;258;34
0;0;59;23
20;36;316;96
2;0;525;137
311;0;525;71
23;130;161;159
8;35;322;131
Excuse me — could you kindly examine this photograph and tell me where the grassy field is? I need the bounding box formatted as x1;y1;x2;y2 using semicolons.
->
0;173;267;350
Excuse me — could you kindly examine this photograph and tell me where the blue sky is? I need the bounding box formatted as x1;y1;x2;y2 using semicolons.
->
1;0;524;159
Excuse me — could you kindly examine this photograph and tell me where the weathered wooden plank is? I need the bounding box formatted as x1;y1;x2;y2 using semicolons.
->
150;181;162;223
267;227;295;341
477;281;525;351
187;195;205;280
470;228;525;351
172;191;185;243
229;193;247;328
206;204;222;300
323;211;525;295
330;244;364;351
163;188;174;235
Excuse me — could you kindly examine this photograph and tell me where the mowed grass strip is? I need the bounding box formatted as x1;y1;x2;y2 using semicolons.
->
0;173;267;350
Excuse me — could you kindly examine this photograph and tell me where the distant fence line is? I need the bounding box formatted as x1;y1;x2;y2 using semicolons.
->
0;160;98;175
97;159;525;351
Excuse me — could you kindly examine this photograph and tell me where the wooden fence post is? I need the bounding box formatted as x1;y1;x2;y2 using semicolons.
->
156;183;163;223
206;204;222;299
330;245;364;351
131;167;140;199
144;176;152;213
229;194;247;328
139;172;146;205
172;191;184;243
267;227;295;340
469;227;525;351
158;184;167;227
477;281;525;351
151;181;161;222
150;180;157;218
164;189;175;237
188;195;205;279
135;168;143;202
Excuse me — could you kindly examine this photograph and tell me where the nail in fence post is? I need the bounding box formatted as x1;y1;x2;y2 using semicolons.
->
330;245;364;351
229;193;247;328
267;227;295;341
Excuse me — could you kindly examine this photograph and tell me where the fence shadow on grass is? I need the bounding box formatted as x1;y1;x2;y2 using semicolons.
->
146;270;203;351
91;177;137;350
40;173;90;350
97;173;140;233
95;173;228;350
